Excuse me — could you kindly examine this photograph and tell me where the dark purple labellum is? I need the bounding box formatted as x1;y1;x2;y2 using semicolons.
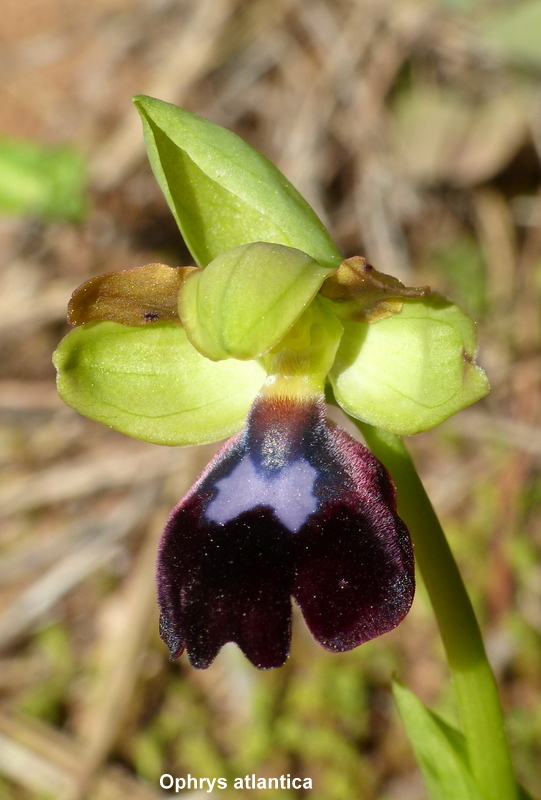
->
157;397;414;669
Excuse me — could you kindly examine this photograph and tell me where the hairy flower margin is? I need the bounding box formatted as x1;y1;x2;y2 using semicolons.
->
158;393;414;669
53;96;490;669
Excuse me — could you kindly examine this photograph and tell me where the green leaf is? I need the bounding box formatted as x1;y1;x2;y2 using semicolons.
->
179;242;334;361
133;95;341;268
53;321;265;446
393;680;484;800
329;294;490;435
0;137;86;220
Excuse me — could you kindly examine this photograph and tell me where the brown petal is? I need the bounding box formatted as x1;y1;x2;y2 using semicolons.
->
320;256;429;322
67;263;196;327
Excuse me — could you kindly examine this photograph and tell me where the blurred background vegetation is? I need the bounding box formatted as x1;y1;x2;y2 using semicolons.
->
0;0;540;798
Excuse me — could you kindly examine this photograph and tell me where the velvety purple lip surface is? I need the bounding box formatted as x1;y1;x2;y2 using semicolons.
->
157;396;414;669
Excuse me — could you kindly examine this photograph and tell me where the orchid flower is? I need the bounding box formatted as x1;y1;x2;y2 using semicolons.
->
53;96;489;670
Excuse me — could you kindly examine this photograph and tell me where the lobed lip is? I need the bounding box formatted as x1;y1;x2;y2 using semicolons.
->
156;396;414;669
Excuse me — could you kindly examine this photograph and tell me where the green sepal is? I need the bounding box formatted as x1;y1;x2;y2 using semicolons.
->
179;242;334;361
330;294;490;435
133;95;341;269
393;680;483;800
53;321;265;446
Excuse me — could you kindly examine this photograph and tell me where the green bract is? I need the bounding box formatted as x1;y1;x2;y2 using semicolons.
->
179;242;334;361
53;322;265;446
330;294;489;435
53;96;490;447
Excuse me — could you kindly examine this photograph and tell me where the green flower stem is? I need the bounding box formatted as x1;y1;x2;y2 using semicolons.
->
354;421;518;800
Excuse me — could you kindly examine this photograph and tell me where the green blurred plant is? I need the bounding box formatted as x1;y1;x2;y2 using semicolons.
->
0;137;86;221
